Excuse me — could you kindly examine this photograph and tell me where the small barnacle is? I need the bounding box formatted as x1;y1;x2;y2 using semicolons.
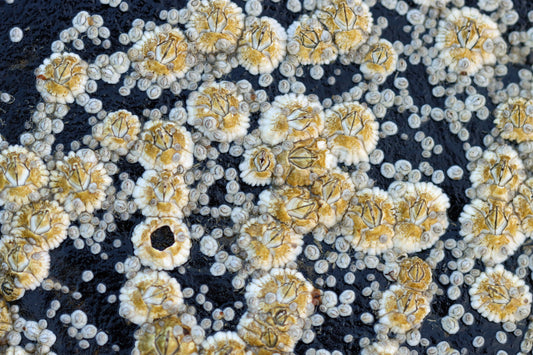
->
186;81;249;143
240;216;303;270
133;170;189;218
237;16;287;75
360;39;397;79
361;340;400;355
470;144;525;202
287;15;338;65
131;217;192;270
258;93;325;146
321;101;378;165
0;145;49;206
92;109;141;155
494;97;533;143
35;52;88;104
201;331;250;355
239;145;276;186
309;168;354;224
460;198;524;265
134;314;197;354
11;200;69;251
129;26;191;83
275;137;335;187
50;149;112;215
469;264;532;323
435;7;502;75
138;120;194;171
315;0;372;54
342;187;396;255
186;0;245;54
397;256;432;292
119;269;184;325
391;182;450;254
378;284;431;334
0;236;50;291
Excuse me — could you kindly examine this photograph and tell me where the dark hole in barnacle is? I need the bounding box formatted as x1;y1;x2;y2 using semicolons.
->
150;226;174;251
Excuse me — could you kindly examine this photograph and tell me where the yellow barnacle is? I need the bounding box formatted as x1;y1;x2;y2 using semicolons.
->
460;198;524;265
390;182;450;254
321;101;379;165
186;81;249;143
119;269;183;325
360;39;397;79
259;93;325;146
310;168;354;224
131;217;192;270
469;264;532;323
201;331;250;355
133;170;189;218
11;200;69;251
378;284;431;334
435;7;502;75
0;272;25;302
240;216;303;271
0;237;50;291
237;16;287;75
92;109;141;155
134;315;197;355
129;26;191;82
50;149;112;215
470;144;525;202
342;187;396;255
138;120;194;171
186;0;244;54
0;145;49;206
0;299;12;340
315;0;372;54
494;97;533;143
239;146;276;186
35;52;88;104
513;177;533;238
397;256;432;292
287;15;338;65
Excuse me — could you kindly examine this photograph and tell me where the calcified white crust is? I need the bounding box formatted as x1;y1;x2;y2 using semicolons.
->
469;264;532;323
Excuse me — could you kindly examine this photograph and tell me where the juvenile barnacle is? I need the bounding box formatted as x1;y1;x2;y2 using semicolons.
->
460;198;524;265
258;93;325;146
435;7;502;75
92;109;141;155
138;120;194;171
287;15;338;65
470;144;525;201
201;331;250;355
35;52;88;104
378;284;431;334
494;97;533;143
129;26;191;83
397;256;432;292
133;170;189;218
0;145;49;206
237;16;287;75
186;81;249;143
186;0;244;54
469;264;532;323
360;39;398;79
390;182;450;254
309;168;354;224
315;0;372;54
239;145;276;186
10;200;69;251
131;217;192;270
240;216;303;271
119;269;184;325
50;149;112;215
321;101;379;165
133;314;197;354
342;187;396;255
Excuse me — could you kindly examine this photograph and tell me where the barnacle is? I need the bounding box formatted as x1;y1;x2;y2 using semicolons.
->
360;39;397;79
469;264;532;323
321;101;379;165
309;168;354;224
35;52;88;104
494;97;533;143
131;217;192;270
133;314;197;354
0;145;49;206
201;331;250;355
287;15;338;65
397;256;432;292
239;146;276;186
50;149;112;215
361;340;400;355
0;299;12;340
513;177;533;238
92;109;141;155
